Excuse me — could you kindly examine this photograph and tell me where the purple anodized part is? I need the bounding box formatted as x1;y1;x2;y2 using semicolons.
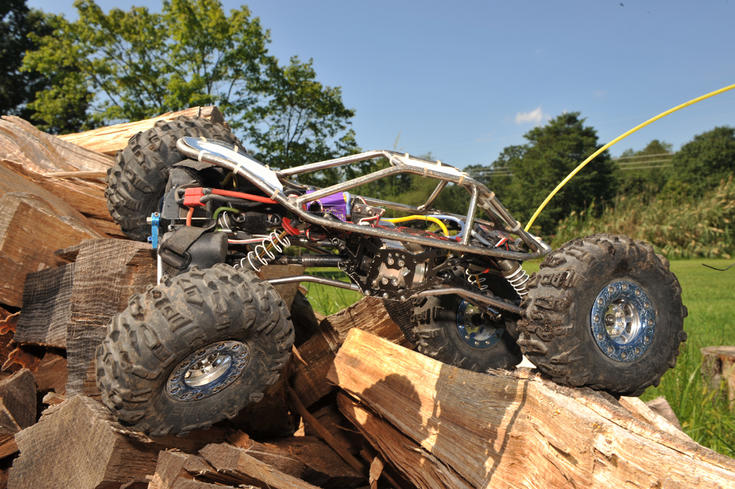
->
306;190;352;221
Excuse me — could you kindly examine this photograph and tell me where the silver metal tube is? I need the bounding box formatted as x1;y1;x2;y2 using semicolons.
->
418;181;448;212
267;275;361;291
156;252;163;285
462;186;479;246
277;150;388;177
413;287;522;315
181;144;549;260
360;196;424;214
296;166;402;205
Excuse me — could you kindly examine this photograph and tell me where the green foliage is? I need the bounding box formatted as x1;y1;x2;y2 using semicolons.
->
616;139;672;197
22;0;356;169
247;57;358;169
664;126;735;197
485;112;617;234
554;177;735;258
0;0;87;131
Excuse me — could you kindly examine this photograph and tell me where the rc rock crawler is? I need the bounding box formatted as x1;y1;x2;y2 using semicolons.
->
96;117;686;435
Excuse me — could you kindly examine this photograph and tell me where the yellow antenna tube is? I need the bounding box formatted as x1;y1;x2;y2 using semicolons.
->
524;83;735;232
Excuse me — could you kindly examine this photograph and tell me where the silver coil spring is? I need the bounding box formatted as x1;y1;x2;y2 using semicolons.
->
241;230;291;272
503;265;530;297
465;269;488;291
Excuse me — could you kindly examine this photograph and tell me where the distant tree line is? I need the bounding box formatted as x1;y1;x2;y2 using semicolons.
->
2;0;357;170
3;0;734;241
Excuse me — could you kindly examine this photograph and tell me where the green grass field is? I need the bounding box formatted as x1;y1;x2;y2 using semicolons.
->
302;259;735;456
642;259;735;456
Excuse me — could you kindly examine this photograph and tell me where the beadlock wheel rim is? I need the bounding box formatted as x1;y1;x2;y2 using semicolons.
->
166;340;250;401
590;280;655;362
456;300;502;349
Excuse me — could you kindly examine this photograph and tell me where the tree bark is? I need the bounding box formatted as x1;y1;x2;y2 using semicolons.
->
15;264;75;348
63;239;156;397
329;328;735;489
14;238;156;396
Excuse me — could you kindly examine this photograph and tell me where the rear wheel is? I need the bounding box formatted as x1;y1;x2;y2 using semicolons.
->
401;294;522;371
95;264;294;435
517;234;687;396
105;116;239;240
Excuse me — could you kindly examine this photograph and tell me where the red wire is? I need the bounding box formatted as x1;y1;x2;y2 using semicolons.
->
210;188;277;204
186;207;194;226
281;217;300;235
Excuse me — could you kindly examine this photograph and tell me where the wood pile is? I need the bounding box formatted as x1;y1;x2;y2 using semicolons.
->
0;110;733;489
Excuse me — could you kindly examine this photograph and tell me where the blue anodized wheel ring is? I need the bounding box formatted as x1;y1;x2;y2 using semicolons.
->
456;300;502;349
590;280;656;362
166;340;250;401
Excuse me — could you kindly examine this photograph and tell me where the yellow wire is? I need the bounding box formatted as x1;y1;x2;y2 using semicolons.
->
524;83;735;232
383;215;450;236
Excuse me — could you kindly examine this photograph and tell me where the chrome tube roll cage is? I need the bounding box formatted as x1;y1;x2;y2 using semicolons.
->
176;140;551;261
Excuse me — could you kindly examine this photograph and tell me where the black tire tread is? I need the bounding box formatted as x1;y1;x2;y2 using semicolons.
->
95;264;293;435
105;117;239;240
410;295;522;372
517;234;687;396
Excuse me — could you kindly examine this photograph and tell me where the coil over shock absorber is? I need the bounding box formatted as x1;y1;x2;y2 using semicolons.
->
242;230;291;272
496;259;530;297
465;268;489;291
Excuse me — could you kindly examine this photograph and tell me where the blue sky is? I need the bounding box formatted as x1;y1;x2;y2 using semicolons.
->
27;0;735;167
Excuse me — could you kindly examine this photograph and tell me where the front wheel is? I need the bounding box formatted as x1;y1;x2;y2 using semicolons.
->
95;264;294;435
517;234;687;396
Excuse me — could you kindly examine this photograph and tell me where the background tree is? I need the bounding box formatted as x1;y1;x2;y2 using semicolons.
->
486;112;617;234
0;0;88;131
616;139;673;198
22;0;357;169
664;126;735;197
246;56;358;181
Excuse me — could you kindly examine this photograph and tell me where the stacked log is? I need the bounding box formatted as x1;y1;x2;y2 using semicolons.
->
0;106;226;238
57;106;225;156
0;112;733;489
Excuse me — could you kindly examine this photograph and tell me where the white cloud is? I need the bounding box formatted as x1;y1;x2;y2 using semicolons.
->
514;106;546;125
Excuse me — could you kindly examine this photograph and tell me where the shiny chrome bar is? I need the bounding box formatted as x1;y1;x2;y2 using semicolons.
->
412;287;522;315
267;275;361;291
277;150;388;177
462;186;479;246
418;180;448;212
177;139;550;258
296;166;401;205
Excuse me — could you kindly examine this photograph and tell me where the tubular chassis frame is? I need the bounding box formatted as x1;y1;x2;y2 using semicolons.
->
177;138;552;314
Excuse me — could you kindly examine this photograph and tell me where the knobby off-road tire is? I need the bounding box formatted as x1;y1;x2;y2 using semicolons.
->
382;299;419;345
95;264;294;436
406;295;522;371
105;116;238;240
517;234;687;396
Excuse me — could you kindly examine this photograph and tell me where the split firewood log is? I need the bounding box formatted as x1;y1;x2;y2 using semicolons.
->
329;328;735;489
